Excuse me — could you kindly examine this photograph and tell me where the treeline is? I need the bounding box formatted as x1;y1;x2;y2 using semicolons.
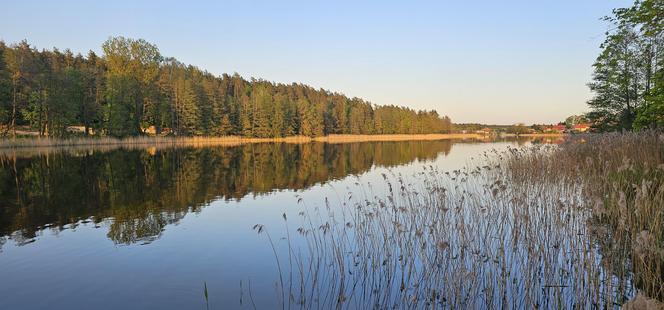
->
0;37;452;138
452;123;508;131
588;0;663;130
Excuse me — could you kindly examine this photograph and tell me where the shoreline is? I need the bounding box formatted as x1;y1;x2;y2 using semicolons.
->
502;133;568;137
0;134;482;149
0;133;567;155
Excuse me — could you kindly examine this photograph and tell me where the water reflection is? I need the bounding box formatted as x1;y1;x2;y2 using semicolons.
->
0;140;457;246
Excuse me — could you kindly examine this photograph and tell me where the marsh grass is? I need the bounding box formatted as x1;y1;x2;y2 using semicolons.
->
253;131;664;309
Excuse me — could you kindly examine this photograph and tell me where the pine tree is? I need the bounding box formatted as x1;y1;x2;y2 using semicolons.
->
0;38;455;138
0;42;11;134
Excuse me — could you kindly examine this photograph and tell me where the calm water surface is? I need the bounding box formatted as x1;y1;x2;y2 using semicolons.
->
0;138;555;309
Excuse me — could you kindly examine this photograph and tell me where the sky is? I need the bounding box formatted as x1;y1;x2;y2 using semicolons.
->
1;0;633;124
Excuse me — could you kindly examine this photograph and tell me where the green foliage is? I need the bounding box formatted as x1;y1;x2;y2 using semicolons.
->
373;106;452;134
0;41;105;137
588;0;663;131
564;115;589;127
0;42;11;128
105;74;140;137
506;124;529;135
635;60;664;129
529;124;546;132
634;96;664;128
102;36;162;136
0;38;452;138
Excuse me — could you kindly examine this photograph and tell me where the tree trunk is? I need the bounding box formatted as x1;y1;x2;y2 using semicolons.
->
11;78;17;139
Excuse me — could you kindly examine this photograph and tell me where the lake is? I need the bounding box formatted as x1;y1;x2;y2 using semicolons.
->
1;136;631;309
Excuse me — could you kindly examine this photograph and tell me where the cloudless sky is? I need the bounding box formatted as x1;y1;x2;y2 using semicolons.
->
1;0;633;124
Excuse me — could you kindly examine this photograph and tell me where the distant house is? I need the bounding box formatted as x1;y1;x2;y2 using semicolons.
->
476;127;493;135
572;123;590;132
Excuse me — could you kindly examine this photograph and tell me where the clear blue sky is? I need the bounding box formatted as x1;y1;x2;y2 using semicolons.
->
1;0;632;124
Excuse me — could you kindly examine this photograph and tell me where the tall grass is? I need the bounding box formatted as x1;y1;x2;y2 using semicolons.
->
254;131;664;309
0;134;493;150
0;134;495;158
506;131;664;302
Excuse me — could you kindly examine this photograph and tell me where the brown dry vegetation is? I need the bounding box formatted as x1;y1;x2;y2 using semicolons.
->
507;131;664;303
503;133;567;137
0;134;487;157
254;131;664;309
0;133;577;156
0;134;487;147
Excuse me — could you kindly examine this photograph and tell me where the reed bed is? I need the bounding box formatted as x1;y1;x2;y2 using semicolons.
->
315;134;484;143
253;131;664;309
0;134;486;149
502;133;566;137
0;134;491;158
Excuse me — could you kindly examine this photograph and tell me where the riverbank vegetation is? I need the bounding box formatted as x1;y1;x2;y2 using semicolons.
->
0;38;451;139
255;131;664;308
0;133;487;153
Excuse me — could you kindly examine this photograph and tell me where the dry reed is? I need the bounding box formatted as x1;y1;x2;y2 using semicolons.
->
0;134;489;157
253;131;664;309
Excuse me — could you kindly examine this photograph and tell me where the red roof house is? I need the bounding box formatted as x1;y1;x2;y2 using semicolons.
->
573;123;590;132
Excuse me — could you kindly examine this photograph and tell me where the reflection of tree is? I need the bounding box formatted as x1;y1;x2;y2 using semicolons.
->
108;211;187;245
0;140;452;245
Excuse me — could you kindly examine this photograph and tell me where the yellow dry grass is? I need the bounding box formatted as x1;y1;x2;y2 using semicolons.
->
503;133;567;137
0;134;488;157
312;133;484;143
0;133;484;149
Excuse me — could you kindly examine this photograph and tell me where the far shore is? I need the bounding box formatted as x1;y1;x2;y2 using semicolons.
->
501;133;568;137
0;133;567;155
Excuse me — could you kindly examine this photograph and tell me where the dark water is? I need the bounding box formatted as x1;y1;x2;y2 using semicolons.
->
0;138;550;309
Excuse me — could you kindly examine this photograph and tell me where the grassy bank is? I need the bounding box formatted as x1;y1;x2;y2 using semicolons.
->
253;131;663;308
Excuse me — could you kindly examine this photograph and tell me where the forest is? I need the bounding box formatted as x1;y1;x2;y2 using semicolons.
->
0;38;452;138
